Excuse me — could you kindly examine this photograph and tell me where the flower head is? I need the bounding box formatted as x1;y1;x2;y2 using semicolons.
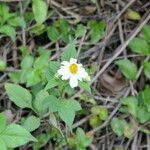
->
57;58;88;88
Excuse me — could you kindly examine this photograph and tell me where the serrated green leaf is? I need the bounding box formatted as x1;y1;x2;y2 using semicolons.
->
123;124;134;139
44;95;60;113
0;25;16;41
44;78;58;90
121;96;138;117
65;99;81;111
0;124;37;148
58;100;81;127
20;69;32;84
45;61;61;80
111;118;127;137
0;112;6;133
8;16;26;28
61;40;77;61
0;138;7;150
137;106;149;123
47;26;60;42
8;72;21;84
129;37;150;54
31;24;46;35
26;69;41;87
76;128;93;148
79;81;91;94
115;59;137;80
141;86;150;110
33;133;50;150
143;62;150;80
75;24;85;38
142;25;150;42
22;116;40;132
0;59;6;71
5;83;32;109
33;90;49;115
59;106;75;128
34;52;50;71
21;55;34;70
32;0;47;24
0;3;10;24
90;20;106;43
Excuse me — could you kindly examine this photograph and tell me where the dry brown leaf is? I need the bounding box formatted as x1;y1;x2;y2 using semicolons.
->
84;6;97;14
98;72;127;95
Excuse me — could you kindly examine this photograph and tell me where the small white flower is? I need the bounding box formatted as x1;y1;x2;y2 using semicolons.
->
57;58;88;88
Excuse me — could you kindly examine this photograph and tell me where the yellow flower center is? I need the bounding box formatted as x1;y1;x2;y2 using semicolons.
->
69;63;78;74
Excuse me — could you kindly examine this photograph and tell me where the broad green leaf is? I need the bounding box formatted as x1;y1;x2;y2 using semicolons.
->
127;10;141;20
64;99;81;111
8;72;21;84
141;86;150;110
90;0;97;3
0;25;16;41
44;78;58;90
32;0;47;24
44;95;60;112
21;55;34;70
0;3;10;24
33;133;50;150
115;59;137;80
45;61;61;80
143;62;150;80
22;116;40;132
142;25;150;42
76;128;93;148
20;69;32;84
49;113;58;129
34;52;50;70
137;106;149;123
19;46;30;56
0;59;6;71
123;124;134;139
26;69;41;87
58;100;81;127
75;24;85;38
91;106;108;121
0;124;36;148
61;40;77;61
5;83;32;109
47;26;60;42
90;20;106;43
129;37;150;54
8;16;26;28
31;24;46;35
0;139;7;150
49;113;63;136
0;112;6;133
121;96;138;117
79;81;91;94
89;115;101;128
58;19;70;43
59;105;75;128
111;118;127;137
33;90;49;115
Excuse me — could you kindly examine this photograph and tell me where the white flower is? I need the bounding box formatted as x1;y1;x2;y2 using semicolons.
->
57;58;88;88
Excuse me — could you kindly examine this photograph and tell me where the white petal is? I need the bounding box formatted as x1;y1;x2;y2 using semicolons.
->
61;61;69;66
78;67;88;79
57;66;69;75
61;73;71;80
69;75;78;88
70;58;77;64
